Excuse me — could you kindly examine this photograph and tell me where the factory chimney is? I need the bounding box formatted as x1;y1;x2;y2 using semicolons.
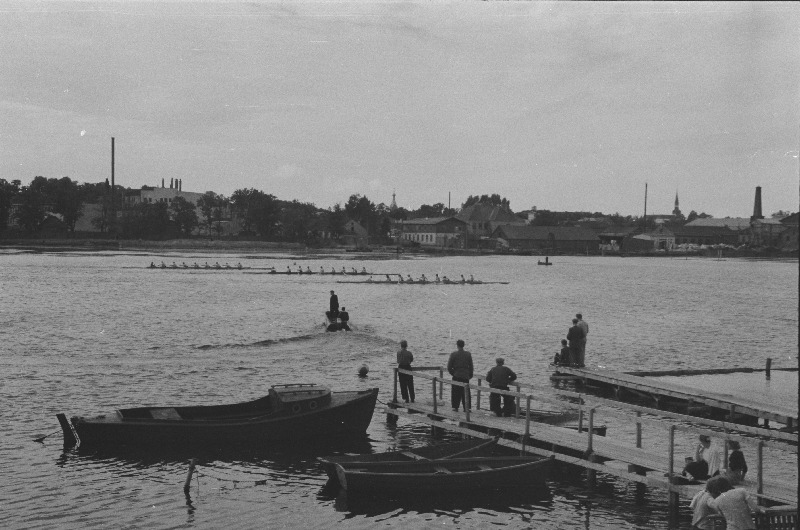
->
751;186;764;221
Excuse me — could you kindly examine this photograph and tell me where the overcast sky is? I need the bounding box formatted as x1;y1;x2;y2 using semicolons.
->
1;1;798;217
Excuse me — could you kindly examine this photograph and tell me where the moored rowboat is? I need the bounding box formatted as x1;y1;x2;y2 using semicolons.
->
334;454;552;495
58;384;378;449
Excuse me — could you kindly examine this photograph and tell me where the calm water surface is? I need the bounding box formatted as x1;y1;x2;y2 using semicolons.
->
1;251;797;529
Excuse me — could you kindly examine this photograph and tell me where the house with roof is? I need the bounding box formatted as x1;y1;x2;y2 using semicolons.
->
777;213;798;251
623;225;676;252
456;203;526;246
401;217;466;248
492;225;600;254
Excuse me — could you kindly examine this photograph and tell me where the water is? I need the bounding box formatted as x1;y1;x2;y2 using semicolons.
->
1;251;797;529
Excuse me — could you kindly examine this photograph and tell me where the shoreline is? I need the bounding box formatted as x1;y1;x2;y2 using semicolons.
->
0;238;797;260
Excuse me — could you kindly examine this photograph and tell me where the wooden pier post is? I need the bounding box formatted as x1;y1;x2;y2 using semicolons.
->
439;368;444;399
765;358;772;380
757;440;764;506
667;425;680;522
514;384;521;419
476;378;482;410
635;411;642;448
184;458;197;494
464;385;471;423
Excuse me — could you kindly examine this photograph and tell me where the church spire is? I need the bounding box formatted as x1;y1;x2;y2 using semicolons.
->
390;190;397;210
672;190;682;218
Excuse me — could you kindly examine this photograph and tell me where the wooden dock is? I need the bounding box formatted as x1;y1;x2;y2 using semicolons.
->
384;367;798;521
552;366;798;430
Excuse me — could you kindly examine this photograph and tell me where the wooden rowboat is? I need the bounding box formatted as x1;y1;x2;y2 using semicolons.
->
318;437;498;481
334;454;552;495
58;384;378;449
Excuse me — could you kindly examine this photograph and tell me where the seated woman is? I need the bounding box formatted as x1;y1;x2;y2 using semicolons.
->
683;435;722;480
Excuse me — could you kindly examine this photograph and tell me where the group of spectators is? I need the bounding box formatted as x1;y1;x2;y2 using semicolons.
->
683;434;759;530
555;313;588;368
395;339;518;418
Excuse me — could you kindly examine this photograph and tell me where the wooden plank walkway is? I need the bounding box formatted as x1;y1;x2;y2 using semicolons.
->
387;368;799;513
554;366;798;429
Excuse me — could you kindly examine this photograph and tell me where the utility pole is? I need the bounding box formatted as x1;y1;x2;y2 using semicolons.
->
110;137;115;235
643;182;647;232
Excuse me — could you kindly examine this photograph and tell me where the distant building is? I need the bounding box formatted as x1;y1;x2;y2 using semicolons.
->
492;225;600;254
123;179;204;207
341;219;368;248
401;217;466;248
456;203;526;244
625;226;675;251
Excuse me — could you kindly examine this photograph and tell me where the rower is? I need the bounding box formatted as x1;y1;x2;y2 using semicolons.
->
149;262;156;268
237;262;243;269
320;266;324;274
385;274;392;282
182;262;188;268
406;274;414;283
306;266;312;273
361;267;367;273
193;262;200;269
341;266;347;273
460;275;466;283
435;274;440;282
469;274;475;283
367;276;373;282
420;274;427;283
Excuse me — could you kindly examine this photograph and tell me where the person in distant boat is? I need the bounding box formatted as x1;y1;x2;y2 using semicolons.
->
442;275;450;283
469;274;475;283
460;275;466;283
435;274;441;282
567;318;585;368
576;313;589;367
361;267;367;274
385;274;392;282
406;274;414;283
149;262;155;268
320;266;325;274
306;266;312;273
237;262;243;269
214;262;221;268
396;340;415;403
341;266;347;273
286;265;292;273
419;274;427;283
193;262;199;269
204;261;210;268
327;290;339;322
367;276;373;282
352;267;358;273
182;262;188;268
171;261;178;268
338;307;350;331
486;357;517;417
447;339;473;412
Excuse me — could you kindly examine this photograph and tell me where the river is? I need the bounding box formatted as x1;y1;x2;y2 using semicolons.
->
1;251;796;529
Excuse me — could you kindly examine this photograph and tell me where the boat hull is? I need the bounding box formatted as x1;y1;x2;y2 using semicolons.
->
68;388;378;448
335;455;551;496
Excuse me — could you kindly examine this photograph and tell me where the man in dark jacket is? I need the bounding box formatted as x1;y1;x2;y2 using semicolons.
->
327;290;339;322
447;339;473;412
486;358;517;416
338;307;350;331
567;318;585;367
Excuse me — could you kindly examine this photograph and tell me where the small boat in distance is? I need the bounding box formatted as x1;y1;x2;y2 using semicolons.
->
334;454;552;496
538;256;553;265
58;384;378;449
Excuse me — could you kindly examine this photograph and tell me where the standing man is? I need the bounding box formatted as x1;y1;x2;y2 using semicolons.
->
567;318;585;368
447;339;473;412
576;313;589;367
485;357;517;417
328;290;339;322
396;340;415;403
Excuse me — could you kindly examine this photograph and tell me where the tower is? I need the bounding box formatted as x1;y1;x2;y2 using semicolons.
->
751;186;764;221
390;190;397;211
672;191;682;218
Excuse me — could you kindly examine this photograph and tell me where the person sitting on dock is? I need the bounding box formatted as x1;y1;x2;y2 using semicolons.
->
683;434;722;480
338;307;350;331
396;340;415;403
567;319;585;367
447;339;473;412
486;357;517;417
555;339;571;366
725;440;748;483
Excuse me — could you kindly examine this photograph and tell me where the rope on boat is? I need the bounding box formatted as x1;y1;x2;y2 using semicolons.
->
185;461;272;492
33;430;61;443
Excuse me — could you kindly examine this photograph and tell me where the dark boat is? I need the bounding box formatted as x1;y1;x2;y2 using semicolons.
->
538;257;552;265
58;384;378;449
334;454;552;496
319;437;498;481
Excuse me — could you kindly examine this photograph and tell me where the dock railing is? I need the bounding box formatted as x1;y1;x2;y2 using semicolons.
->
390;367;798;509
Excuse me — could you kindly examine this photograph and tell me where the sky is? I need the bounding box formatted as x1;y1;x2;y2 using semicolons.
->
1;1;798;217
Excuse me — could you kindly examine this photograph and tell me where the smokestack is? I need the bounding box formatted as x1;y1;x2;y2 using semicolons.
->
751;186;764;221
170;178;174;189
179;179;182;191
110;137;115;233
162;178;164;188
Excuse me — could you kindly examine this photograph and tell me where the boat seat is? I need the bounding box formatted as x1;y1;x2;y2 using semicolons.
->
150;408;182;420
433;466;452;474
478;464;492;470
401;452;428;460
